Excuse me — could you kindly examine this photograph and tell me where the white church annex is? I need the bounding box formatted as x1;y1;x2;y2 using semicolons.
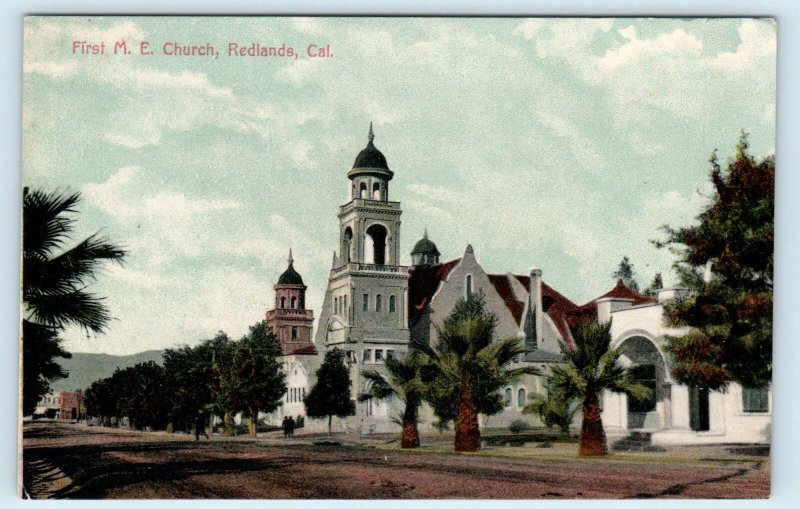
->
264;126;771;445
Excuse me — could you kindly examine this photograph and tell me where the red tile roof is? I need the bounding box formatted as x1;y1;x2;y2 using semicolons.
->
569;279;657;323
408;258;461;321
510;275;578;347
284;344;318;356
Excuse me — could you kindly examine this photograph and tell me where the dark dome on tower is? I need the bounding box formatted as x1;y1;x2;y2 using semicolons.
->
348;123;394;181
353;123;389;170
411;229;441;267
277;249;304;285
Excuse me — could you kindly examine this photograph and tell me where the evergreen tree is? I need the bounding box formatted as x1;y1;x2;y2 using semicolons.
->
22;188;125;415
224;322;286;437
163;341;217;439
612;256;639;291
656;134;773;390
644;273;664;297
304;349;355;435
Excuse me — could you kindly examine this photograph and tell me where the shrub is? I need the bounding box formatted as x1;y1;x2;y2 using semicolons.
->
509;419;530;435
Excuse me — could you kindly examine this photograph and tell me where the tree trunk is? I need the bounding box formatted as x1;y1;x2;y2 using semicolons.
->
454;382;480;452
223;412;233;437
400;401;419;449
328;414;332;436
249;408;258;437
579;389;607;456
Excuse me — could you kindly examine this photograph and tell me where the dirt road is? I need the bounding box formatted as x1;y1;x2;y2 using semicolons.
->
21;422;769;499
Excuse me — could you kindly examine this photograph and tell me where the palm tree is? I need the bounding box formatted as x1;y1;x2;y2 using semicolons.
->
22;188;125;414
358;351;426;448
551;320;650;456
415;292;539;452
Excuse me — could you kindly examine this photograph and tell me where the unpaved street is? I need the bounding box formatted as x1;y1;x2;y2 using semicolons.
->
22;422;769;499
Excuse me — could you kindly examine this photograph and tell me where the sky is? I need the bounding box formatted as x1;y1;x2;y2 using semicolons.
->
22;16;776;355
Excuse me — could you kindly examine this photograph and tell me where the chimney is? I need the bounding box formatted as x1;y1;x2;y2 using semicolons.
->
529;267;543;348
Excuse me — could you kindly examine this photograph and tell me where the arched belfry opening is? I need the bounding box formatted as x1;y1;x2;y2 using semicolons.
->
359;182;368;199
372;182;381;200
343;227;353;262
365;224;388;265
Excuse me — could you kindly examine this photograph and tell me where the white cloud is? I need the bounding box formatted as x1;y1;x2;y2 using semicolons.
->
292;17;322;35
707;19;776;71
514;18;613;59
596;27;703;71
23;60;79;79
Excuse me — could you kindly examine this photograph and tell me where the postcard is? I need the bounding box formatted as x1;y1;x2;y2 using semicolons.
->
20;16;775;499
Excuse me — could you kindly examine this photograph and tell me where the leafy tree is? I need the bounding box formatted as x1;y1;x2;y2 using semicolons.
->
223;322;286;437
612;256;639;291
163;341;218;439
358;351;426;448
415;292;539;452
84;377;117;426
523;379;579;435
644;273;664;297
22;188;125;415
304;349;355;435
656;134;773;390
207;332;237;435
551;320;650;456
118;361;171;430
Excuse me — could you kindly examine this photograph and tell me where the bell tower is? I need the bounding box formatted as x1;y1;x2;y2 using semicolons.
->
315;124;410;407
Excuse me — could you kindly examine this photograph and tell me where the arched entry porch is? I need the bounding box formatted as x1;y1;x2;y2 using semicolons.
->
616;335;669;430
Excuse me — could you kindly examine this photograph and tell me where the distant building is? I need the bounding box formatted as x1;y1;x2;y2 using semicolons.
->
265;251;319;426
33;391;82;420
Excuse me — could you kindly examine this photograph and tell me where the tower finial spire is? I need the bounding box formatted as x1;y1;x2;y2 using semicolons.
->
423;227;428;239
288;247;294;266
368;121;374;144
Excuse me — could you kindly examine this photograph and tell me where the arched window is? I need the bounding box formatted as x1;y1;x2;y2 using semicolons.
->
291;296;296;309
359;182;368;199
465;274;473;298
280;296;286;308
333;297;338;314
504;387;512;407
291;327;298;341
389;295;396;313
517;388;526;407
376;294;382;312
365;224;388;265
363;293;369;312
343;295;348;317
372;182;381;200
343;227;353;262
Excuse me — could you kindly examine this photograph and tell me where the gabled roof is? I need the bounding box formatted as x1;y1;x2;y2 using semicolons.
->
480;274;579;347
569;279;657;323
408;258;461;321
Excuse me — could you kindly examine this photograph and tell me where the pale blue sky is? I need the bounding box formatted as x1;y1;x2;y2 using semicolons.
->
22;17;776;355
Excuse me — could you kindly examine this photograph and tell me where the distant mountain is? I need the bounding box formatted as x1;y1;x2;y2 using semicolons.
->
49;350;164;393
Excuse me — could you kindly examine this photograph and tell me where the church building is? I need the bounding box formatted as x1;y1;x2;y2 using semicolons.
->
262;125;771;445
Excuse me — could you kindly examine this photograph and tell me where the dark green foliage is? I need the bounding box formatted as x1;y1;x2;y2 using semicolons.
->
523;379;579;433
163;336;225;433
552;320;650;456
644;273;664;297
84;361;171;429
221;322;286;434
22;188;125;415
656;134;773;389
612;256;639;291
414;292;539;451
415;292;539;423
304;349;355;433
509;419;530;435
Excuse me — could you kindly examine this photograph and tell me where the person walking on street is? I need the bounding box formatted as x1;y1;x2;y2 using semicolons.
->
282;416;290;438
288;416;296;437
